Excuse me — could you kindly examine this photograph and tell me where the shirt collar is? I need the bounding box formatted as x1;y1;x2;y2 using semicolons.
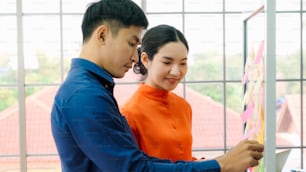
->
138;83;169;100
71;58;115;90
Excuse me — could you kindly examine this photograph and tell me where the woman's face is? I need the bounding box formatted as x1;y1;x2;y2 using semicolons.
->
143;41;188;91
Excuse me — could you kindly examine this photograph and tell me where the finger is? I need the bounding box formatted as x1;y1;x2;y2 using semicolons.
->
248;143;264;152
253;144;264;152
252;151;264;161
248;155;261;167
250;159;260;167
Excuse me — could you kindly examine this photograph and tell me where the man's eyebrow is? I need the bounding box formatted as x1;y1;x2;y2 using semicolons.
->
162;56;188;61
162;56;173;60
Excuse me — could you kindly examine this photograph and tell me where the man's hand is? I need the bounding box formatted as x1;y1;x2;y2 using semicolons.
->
216;139;264;172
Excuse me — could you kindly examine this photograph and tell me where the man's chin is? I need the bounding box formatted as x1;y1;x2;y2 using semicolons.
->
113;73;126;78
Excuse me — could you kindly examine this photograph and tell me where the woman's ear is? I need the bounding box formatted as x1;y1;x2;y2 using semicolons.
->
141;52;149;69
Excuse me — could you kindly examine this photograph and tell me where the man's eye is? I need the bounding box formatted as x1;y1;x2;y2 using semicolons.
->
181;62;187;66
128;42;136;47
163;62;171;65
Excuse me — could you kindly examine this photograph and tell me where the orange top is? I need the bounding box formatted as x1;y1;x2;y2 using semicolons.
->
120;83;194;162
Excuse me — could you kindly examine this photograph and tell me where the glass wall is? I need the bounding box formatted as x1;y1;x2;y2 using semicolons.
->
0;0;305;171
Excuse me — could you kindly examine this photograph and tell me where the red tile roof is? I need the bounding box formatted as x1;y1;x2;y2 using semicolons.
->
276;94;306;145
0;86;59;169
0;87;58;155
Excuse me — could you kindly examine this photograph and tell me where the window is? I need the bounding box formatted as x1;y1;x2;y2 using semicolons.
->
0;0;305;171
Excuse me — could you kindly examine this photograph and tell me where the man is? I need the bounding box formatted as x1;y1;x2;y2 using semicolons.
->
51;0;264;171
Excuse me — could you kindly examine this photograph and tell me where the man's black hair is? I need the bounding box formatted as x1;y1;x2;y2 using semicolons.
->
81;0;148;42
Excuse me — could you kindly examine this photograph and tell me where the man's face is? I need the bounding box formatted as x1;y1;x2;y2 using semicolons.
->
102;26;143;78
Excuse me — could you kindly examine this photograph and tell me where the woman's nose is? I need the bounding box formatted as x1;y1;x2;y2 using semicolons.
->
170;65;181;75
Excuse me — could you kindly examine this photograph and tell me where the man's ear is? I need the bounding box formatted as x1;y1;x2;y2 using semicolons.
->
141;52;149;69
96;25;108;44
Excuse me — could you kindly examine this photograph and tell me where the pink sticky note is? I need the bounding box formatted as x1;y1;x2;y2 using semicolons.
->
241;101;255;123
254;40;264;64
240;126;257;140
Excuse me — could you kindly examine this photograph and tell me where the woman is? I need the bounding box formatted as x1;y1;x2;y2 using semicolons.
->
120;24;195;162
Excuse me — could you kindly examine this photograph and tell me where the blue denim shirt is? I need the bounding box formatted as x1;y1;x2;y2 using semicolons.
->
51;58;220;172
